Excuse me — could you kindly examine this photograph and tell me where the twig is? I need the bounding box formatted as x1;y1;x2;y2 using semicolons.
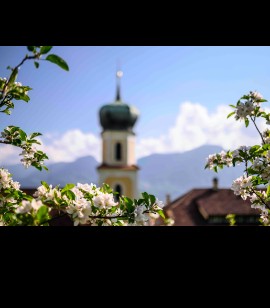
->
250;116;265;144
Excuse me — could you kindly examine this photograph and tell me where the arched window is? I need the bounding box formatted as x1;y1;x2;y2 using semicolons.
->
115;142;122;161
115;184;122;201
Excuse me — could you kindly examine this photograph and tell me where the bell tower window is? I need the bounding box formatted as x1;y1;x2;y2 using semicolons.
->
115;184;122;201
115;142;122;161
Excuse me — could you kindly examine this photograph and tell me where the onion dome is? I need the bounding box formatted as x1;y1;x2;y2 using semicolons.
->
99;71;139;131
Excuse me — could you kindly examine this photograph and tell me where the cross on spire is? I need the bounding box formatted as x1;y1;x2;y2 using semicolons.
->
115;70;123;102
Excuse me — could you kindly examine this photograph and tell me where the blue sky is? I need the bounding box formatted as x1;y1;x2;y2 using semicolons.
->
1;46;270;165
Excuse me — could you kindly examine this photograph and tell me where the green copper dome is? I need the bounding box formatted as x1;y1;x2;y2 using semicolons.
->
99;71;139;131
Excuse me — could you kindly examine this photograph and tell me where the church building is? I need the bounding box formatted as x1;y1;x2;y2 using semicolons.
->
97;71;140;200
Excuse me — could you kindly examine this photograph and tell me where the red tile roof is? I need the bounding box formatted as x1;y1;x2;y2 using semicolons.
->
156;188;261;226
197;189;259;218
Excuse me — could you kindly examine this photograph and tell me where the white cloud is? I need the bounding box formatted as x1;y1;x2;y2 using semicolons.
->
0;144;21;165
0;129;101;166
136;101;270;158
1;102;269;165
41;129;101;164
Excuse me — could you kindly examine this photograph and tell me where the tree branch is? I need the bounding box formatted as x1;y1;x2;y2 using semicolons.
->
0;140;10;145
1;54;38;104
14;54;38;71
250;116;265;144
250;187;270;210
89;215;128;219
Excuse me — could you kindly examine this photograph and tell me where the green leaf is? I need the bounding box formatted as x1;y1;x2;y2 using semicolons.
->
226;213;236;226
40;46;53;54
246;167;257;175
1;108;11;115
149;194;156;205
157;209;165;219
19;93;30;102
110;206;117;213
114;220;124;226
262;144;270;151
18;129;27;141
124;197;134;213
142;192;150;206
41;181;50;190
227;111;235;119
61;183;75;193
245;118;249;127
65;190;75;200
10;126;19;133
23;86;32;92
34;61;39;69
46;54;69;71
27;46;35;52
137;199;144;205
33;164;42;171
142;192;149;200
37;205;48;222
101;183;113;194
30;132;42;139
7;67;18;86
249;145;261;154
36;150;45;155
229;104;236;108
267;185;270;197
29;140;41;145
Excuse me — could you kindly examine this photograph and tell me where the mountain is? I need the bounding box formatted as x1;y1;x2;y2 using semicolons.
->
6;156;98;188
3;145;243;201
138;145;243;201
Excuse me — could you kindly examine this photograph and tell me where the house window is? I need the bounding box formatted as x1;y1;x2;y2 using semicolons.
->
209;216;227;224
115;142;122;161
115;184;122;201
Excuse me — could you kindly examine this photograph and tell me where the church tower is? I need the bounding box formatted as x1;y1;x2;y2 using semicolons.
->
97;71;140;199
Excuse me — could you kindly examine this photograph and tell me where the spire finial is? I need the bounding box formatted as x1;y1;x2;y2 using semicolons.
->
116;70;123;102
